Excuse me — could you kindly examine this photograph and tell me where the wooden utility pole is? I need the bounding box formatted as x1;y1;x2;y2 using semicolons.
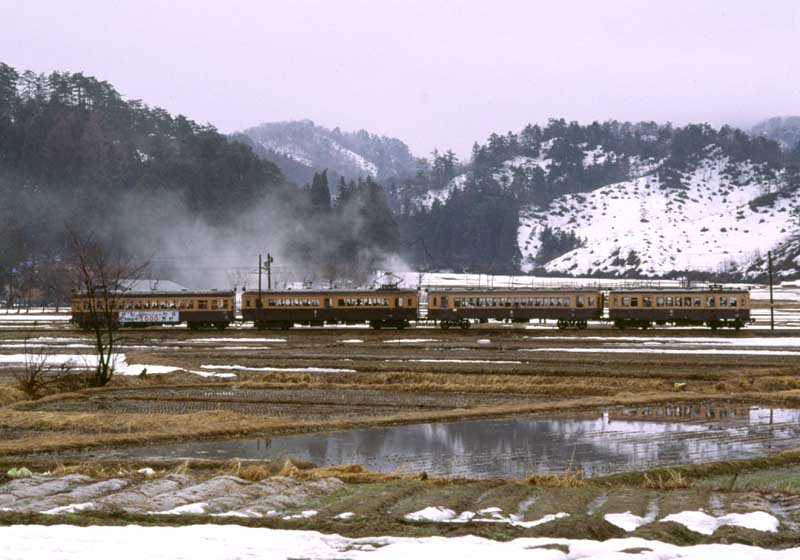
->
266;253;273;291
768;251;774;331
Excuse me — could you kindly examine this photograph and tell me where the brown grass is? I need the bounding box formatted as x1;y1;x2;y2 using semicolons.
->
527;468;586;488
642;470;690;490
0;385;25;406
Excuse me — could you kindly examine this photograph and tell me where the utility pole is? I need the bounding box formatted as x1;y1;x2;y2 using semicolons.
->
257;254;262;308
266;253;273;291
768;251;774;331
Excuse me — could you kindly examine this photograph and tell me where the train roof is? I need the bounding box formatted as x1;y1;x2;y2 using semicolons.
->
243;288;418;295
73;290;235;297
609;287;749;293
426;287;603;293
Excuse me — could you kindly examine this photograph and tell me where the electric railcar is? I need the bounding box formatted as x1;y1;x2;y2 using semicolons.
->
70;290;235;330
608;288;751;330
240;288;418;329
426;288;604;329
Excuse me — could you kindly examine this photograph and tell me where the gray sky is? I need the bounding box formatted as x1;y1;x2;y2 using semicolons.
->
3;0;799;157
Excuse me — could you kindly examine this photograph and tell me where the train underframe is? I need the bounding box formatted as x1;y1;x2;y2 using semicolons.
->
612;317;748;330
246;308;415;330
430;308;600;330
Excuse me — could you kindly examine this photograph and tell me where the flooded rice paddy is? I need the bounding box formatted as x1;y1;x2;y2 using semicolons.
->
102;403;800;478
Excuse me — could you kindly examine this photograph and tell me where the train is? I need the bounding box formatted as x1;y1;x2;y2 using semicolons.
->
70;284;752;331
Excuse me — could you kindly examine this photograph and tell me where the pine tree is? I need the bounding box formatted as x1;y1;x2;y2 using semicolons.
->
309;169;331;214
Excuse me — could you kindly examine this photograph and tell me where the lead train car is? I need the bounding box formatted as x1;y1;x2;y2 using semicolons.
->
71;290;235;330
427;288;604;329
241;289;418;329
608;288;751;329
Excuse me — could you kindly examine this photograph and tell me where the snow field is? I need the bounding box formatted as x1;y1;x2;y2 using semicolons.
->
2;525;797;559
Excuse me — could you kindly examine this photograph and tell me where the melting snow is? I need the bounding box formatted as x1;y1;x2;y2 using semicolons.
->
519;347;800;356
42;502;96;515
1;525;799;559
199;365;356;373
662;510;780;536
604;511;657;532
383;339;440;344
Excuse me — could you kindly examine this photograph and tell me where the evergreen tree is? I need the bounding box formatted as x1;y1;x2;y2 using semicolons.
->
309;169;331;214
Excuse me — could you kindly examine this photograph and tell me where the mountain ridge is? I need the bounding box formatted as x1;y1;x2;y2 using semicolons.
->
235;119;418;186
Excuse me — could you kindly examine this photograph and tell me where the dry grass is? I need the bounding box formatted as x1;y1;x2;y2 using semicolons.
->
642;470;690;490
0;384;25;406
527;468;586;488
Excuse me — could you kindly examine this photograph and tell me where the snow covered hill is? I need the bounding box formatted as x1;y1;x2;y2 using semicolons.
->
236;120;417;185
415;140;799;278
519;151;798;276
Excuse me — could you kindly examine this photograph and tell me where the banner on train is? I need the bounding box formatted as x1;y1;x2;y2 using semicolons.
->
119;311;180;323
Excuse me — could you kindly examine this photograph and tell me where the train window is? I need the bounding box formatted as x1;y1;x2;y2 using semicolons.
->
211;300;219;310
719;297;728;307
576;296;585;308
432;297;438;307
630;297;639;307
694;297;702;307
442;297;448;308
706;296;715;307
684;297;692;307
198;300;208;310
588;296;596;307
643;297;652;307
338;299;344;306
656;297;665;307
187;301;194;310
732;297;739;307
621;297;630;307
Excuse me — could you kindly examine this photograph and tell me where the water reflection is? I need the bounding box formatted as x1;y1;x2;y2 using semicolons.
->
119;404;800;478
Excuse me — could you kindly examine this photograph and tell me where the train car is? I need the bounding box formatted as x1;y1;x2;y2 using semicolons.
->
608;287;751;329
70;290;235;330
241;289;418;329
426;288;604;329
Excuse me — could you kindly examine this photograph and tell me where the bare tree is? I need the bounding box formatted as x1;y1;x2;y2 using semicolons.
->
68;228;148;387
15;338;73;399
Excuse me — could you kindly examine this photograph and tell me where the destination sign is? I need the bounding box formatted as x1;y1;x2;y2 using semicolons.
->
119;311;180;323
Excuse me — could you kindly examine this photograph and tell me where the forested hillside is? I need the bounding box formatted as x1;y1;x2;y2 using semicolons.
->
751;116;800;151
399;119;800;279
0;63;401;303
3;61;800;304
235;120;417;186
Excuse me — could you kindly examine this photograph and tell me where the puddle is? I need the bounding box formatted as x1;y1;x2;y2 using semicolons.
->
89;403;800;478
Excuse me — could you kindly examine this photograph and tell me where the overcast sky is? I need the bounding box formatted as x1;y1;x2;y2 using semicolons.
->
2;0;799;157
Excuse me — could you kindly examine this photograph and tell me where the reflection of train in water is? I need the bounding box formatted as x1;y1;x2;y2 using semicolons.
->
71;285;752;331
610;403;751;422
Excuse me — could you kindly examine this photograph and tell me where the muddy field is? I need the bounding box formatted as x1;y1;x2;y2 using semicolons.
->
2;304;800;546
2;322;800;456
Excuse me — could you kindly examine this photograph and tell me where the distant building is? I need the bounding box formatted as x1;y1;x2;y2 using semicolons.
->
117;279;189;293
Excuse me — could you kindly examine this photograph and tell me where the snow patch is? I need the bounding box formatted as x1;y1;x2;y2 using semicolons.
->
199;365;356;373
662;510;780;535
